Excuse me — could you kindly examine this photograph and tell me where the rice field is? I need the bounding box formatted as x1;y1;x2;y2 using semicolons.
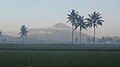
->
0;44;120;67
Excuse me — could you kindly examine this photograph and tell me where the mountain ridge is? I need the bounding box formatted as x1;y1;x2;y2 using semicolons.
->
3;23;92;44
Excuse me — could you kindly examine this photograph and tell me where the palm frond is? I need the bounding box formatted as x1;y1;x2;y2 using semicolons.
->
86;11;104;28
67;9;79;28
19;25;28;37
75;15;87;30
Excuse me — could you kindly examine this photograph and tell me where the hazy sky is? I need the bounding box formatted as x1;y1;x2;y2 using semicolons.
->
0;0;120;37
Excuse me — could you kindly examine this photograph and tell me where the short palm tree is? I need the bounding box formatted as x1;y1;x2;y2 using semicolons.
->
86;12;104;44
67;9;79;44
19;25;28;44
0;30;3;43
75;15;87;44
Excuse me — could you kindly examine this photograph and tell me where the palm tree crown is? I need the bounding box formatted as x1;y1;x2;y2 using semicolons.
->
19;25;28;38
87;12;104;28
75;16;87;30
67;9;79;27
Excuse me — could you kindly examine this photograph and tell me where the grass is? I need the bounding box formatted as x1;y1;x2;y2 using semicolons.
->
1;44;120;51
1;51;120;67
0;44;120;67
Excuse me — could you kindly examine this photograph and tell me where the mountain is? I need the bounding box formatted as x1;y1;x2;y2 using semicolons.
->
52;23;71;29
28;23;92;44
3;23;92;44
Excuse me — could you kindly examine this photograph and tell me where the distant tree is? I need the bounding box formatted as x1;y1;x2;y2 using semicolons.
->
75;15;87;44
115;39;119;43
75;37;78;44
0;29;4;43
86;12;104;44
102;36;105;44
118;39;120;43
115;39;120;44
67;9;79;44
106;37;113;43
92;37;95;43
19;25;28;44
3;37;6;42
87;37;91;43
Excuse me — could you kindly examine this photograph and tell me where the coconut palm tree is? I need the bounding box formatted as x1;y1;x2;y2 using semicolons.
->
19;25;28;44
67;9;79;44
75;15;87;44
86;12;104;44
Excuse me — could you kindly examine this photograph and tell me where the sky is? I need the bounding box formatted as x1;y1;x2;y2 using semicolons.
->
0;0;120;37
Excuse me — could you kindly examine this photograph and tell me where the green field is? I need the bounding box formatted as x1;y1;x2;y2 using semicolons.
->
1;44;120;67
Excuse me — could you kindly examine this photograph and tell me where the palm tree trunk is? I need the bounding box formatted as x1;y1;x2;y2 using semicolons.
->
23;36;24;44
71;26;74;44
94;26;95;44
80;27;82;45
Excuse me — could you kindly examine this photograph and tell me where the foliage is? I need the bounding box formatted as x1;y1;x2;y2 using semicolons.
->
67;9;79;27
0;51;120;67
86;12;104;28
19;25;28;38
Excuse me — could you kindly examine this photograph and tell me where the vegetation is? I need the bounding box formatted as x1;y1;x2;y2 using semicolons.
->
75;15;87;44
1;43;120;51
67;10;104;44
0;29;3;43
86;12;104;44
19;25;28;44
0;50;120;67
67;9;79;44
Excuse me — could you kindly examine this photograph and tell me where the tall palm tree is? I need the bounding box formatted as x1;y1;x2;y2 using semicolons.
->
67;9;79;44
19;25;28;44
75;15;87;44
86;12;104;44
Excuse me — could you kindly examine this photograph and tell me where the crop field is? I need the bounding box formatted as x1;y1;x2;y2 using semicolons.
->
1;44;120;51
0;44;120;67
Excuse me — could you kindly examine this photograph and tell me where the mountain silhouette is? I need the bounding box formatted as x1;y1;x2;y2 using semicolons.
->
3;23;93;44
52;23;71;29
28;23;92;44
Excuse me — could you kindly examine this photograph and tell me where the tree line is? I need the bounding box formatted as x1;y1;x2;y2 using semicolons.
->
67;9;104;44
